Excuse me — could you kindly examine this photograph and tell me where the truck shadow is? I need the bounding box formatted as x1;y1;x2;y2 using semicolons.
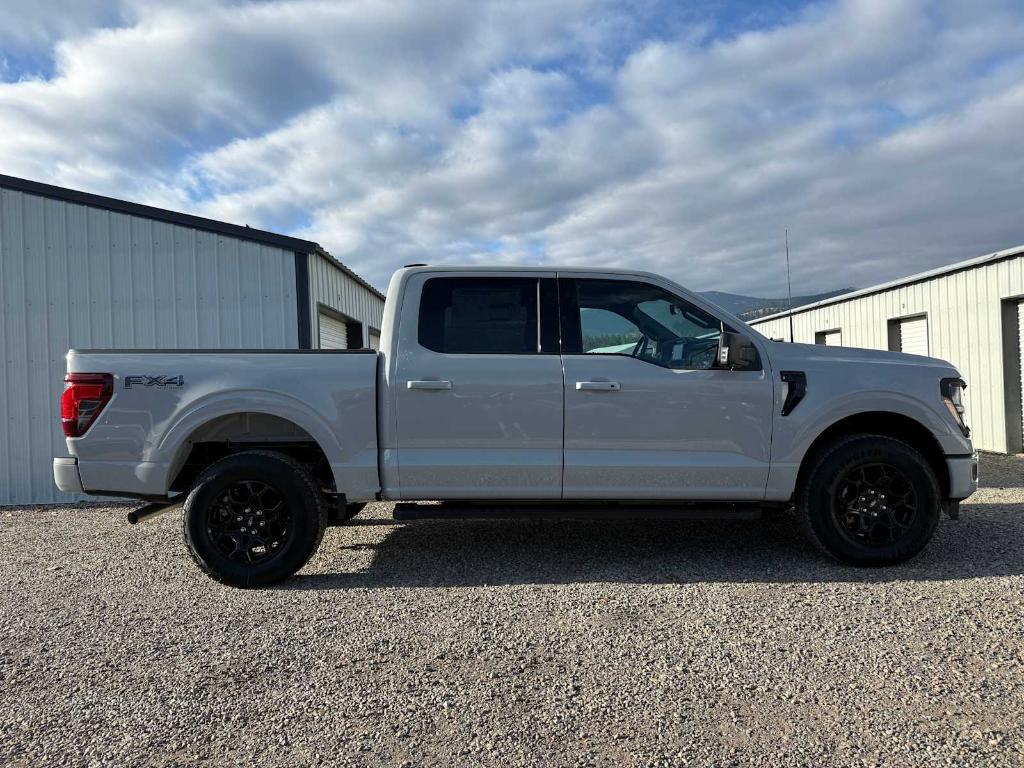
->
286;499;1024;590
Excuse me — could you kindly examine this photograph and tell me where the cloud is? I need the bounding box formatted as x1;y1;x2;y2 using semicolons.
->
0;0;1022;295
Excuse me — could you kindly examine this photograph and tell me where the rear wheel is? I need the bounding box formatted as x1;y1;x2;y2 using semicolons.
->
797;435;940;565
183;450;327;587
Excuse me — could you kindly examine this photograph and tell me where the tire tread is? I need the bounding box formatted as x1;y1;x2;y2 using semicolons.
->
796;433;940;566
182;450;327;587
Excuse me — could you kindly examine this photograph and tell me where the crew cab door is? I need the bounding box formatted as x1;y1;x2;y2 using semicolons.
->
559;275;773;500
392;272;563;498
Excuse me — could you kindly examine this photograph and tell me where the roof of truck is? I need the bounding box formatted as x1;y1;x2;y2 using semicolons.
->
399;264;665;278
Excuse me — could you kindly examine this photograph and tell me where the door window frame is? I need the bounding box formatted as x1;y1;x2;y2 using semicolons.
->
558;276;761;371
415;275;560;355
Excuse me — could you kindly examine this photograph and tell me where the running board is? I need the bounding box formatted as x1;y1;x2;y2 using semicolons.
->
392;502;764;522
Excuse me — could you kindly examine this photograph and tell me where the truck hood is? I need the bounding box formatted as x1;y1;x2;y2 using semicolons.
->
766;341;960;376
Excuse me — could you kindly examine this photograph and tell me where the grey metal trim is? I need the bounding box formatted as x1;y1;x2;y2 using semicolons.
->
294;251;312;349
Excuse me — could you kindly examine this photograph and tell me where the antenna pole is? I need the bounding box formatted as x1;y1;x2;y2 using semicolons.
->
785;228;795;342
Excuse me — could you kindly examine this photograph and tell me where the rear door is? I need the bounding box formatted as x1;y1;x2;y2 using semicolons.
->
559;274;774;500
393;272;563;498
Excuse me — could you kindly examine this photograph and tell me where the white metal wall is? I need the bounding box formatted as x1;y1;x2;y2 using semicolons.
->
0;187;299;505
307;252;385;349
751;251;1024;453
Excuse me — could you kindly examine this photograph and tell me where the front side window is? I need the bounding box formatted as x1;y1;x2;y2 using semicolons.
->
418;277;539;354
571;279;725;370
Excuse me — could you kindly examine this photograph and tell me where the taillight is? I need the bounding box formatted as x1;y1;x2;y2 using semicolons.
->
61;373;113;437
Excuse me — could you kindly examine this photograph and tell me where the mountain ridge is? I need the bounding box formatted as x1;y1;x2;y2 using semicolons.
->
699;288;854;320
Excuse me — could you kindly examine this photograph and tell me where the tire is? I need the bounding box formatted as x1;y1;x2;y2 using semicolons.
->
183;450;327;587
797;434;941;566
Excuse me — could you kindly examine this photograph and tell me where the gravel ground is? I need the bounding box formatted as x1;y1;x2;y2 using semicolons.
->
1;454;1022;767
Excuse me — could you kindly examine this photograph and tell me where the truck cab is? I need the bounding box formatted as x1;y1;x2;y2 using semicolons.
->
55;266;979;587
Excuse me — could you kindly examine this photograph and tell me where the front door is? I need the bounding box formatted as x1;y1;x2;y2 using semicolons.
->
559;275;774;500
393;273;563;498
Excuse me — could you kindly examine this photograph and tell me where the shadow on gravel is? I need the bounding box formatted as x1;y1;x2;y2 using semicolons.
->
286;500;1024;590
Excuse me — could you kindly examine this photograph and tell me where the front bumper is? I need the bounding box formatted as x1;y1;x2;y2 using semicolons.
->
53;457;85;494
946;453;979;500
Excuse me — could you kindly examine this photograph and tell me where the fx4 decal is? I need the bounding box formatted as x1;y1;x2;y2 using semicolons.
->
125;375;184;389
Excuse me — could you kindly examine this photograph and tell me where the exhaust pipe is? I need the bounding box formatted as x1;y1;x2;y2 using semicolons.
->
126;498;179;525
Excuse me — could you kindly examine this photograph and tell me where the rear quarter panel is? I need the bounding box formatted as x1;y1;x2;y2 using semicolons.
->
65;350;379;499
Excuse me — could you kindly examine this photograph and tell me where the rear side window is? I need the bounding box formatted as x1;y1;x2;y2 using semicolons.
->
418;277;539;354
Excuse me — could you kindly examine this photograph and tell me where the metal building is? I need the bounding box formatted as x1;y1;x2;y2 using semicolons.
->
750;244;1024;455
0;174;384;505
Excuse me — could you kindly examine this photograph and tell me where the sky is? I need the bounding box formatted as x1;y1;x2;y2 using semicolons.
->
0;0;1022;295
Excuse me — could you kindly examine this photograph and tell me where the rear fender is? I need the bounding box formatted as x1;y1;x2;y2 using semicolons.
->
156;390;351;495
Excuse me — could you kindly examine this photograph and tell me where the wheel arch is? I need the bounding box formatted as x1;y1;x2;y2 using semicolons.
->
158;395;344;493
795;411;950;499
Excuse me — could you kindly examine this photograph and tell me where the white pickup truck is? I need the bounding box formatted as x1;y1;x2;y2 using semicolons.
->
54;266;978;587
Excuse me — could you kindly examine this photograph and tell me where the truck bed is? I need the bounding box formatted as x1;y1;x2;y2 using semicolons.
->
59;348;380;501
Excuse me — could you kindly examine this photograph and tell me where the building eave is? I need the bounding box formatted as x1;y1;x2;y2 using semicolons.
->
750;243;1024;325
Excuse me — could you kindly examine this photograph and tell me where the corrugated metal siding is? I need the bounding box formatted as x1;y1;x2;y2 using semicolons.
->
750;252;1024;453
307;252;385;349
0;187;299;505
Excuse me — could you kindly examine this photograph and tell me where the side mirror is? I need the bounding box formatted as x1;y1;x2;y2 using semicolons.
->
717;331;760;370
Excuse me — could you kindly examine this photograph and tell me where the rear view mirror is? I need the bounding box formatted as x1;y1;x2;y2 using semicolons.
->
717;331;760;370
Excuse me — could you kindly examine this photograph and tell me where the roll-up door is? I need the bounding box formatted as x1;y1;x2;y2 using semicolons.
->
368;329;381;350
815;329;842;346
897;316;929;356
318;312;349;349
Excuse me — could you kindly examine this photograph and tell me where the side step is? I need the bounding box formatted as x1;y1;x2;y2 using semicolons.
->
392;501;765;522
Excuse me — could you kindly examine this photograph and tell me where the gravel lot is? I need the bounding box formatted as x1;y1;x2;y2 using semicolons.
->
2;454;1022;767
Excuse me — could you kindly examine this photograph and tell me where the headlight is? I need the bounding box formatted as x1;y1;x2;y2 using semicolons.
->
940;377;969;437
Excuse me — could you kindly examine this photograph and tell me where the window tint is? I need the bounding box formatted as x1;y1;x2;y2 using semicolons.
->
573;279;724;370
419;277;539;354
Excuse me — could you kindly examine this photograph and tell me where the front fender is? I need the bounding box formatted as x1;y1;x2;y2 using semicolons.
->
765;389;965;501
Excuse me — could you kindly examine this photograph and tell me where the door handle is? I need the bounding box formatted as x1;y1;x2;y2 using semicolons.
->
575;381;621;391
407;380;453;391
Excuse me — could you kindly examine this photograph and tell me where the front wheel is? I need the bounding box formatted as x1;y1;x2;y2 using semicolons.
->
797;435;941;566
183;450;327;587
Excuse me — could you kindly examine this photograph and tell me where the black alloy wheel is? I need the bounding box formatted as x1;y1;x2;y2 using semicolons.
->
833;462;919;547
206;480;293;564
183;450;327;587
797;434;941;566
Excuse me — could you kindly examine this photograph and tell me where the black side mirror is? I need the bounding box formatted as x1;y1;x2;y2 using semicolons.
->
717;331;760;370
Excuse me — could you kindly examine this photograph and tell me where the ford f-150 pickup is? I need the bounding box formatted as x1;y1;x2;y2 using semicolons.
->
54;266;978;587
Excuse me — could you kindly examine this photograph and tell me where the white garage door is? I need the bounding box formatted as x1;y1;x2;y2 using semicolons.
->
816;329;842;346
368;329;381;350
897;315;929;356
318;312;348;350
